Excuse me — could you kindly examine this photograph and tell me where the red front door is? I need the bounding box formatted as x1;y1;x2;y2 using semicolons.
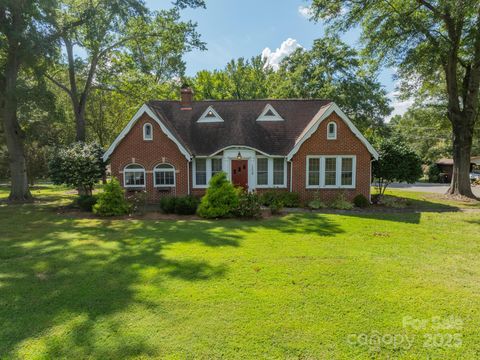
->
231;160;248;189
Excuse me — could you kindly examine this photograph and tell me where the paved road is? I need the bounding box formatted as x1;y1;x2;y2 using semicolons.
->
388;182;480;197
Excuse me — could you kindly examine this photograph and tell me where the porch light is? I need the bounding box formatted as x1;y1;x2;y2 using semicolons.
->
237;152;242;159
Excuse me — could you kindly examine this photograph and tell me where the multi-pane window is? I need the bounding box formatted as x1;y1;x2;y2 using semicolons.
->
308;158;320;186
124;164;145;187
341;157;353;186
143;123;153;140
273;159;285;185
327;122;337;139
257;158;268;185
307;156;355;188
211;158;222;177
324;157;337;186
154;164;175;186
195;158;207;185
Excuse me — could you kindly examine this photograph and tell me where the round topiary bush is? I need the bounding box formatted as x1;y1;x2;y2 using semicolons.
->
197;172;239;218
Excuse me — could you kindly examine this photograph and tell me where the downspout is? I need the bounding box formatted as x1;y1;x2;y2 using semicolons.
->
288;160;293;192
187;159;191;195
369;158;374;203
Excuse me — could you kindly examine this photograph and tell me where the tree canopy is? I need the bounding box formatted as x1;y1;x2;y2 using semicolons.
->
309;0;480;197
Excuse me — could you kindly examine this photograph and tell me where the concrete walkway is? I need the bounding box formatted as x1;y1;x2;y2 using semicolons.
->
388;182;480;197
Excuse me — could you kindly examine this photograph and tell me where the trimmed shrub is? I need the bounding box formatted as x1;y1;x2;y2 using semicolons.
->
308;199;327;210
174;195;200;215
260;190;300;208
330;193;353;210
76;195;97;212
353;194;369;208
197;172;240;218
93;178;130;216
269;199;283;215
160;196;177;214
235;192;261;218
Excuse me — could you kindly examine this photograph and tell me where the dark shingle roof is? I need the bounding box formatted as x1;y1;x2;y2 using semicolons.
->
147;99;332;156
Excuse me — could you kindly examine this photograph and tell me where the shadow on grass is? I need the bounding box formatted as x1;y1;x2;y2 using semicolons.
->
0;208;238;357
0;202;344;357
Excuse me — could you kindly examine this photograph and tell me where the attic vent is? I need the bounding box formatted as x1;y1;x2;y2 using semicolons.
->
257;104;284;121
198;106;224;123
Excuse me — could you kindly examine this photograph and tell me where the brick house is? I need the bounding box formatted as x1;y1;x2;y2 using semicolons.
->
103;88;378;203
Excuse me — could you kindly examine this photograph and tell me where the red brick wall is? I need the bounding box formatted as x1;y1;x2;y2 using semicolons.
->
109;114;190;202
291;113;372;203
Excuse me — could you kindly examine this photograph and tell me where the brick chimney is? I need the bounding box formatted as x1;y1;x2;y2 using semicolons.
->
180;87;193;110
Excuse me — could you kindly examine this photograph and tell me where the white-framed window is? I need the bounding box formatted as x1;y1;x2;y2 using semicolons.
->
256;158;269;185
256;157;286;187
195;158;207;186
306;156;356;188
193;157;223;188
341;157;354;186
154;163;175;187
327;122;337;140
257;104;284;121
211;158;223;178
273;158;285;185
308;158;320;186
197;106;224;123
324;157;337;187
124;164;145;187
143;123;153;140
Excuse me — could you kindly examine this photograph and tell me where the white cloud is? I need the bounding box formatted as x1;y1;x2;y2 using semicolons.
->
262;38;303;71
386;91;414;122
298;5;313;18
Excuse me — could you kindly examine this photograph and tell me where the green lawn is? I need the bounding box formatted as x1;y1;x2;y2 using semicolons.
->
1;186;480;359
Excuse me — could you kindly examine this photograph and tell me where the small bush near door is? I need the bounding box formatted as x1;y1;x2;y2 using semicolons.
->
197;172;240;218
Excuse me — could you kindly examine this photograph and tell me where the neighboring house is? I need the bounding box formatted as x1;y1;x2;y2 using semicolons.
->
436;157;475;182
103;88;378;203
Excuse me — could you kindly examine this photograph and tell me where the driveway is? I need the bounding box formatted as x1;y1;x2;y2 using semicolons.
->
388;182;480;197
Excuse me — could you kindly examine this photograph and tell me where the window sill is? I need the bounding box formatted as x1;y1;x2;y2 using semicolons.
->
306;186;356;190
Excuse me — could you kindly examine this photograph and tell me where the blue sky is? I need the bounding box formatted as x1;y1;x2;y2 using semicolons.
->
145;0;411;118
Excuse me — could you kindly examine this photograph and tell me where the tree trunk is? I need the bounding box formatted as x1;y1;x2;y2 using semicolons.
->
2;47;32;202
74;103;86;142
447;117;475;198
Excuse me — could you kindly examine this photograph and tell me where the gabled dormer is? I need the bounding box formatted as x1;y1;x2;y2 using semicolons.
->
197;106;224;123
256;104;284;122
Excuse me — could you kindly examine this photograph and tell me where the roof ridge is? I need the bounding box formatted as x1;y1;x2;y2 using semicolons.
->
148;99;333;103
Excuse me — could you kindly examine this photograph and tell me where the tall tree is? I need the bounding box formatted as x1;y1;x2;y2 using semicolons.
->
270;36;391;132
0;0;56;201
309;0;480;198
192;56;272;100
47;0;204;142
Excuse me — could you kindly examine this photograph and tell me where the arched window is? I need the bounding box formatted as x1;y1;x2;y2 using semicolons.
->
154;163;175;187
327;122;337;140
143;123;153;140
124;164;145;187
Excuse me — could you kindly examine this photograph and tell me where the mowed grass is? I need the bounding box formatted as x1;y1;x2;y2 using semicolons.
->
1;186;480;359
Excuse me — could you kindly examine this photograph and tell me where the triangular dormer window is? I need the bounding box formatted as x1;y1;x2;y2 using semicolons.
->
198;106;224;123
257;104;284;121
